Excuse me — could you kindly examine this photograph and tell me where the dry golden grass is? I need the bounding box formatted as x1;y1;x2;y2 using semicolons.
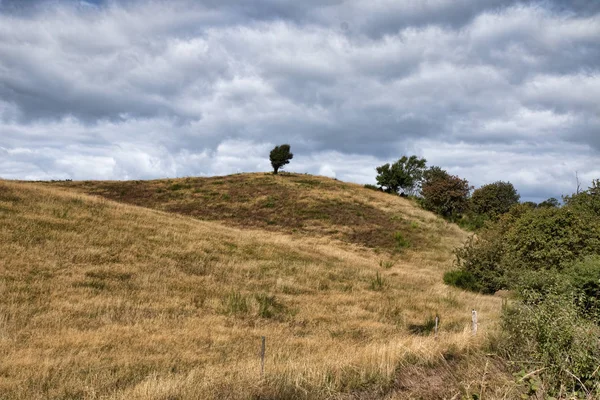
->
0;178;516;399
50;173;463;252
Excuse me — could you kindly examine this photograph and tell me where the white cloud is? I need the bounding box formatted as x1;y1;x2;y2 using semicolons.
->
0;0;599;201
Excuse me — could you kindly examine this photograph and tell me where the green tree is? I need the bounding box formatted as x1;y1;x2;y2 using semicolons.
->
563;179;600;216
375;155;426;195
470;181;520;218
537;197;560;208
420;166;471;220
269;144;293;174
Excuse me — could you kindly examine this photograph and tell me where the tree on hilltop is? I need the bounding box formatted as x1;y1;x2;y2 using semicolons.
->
375;155;426;195
269;144;293;174
420;166;471;220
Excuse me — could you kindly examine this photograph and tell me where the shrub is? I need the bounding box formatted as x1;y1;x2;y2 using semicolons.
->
443;269;480;292
499;289;600;397
470;181;520;219
453;233;506;294
503;207;600;271
563;179;600;217
456;212;488;231
563;256;600;324
453;204;600;293
420;166;471;220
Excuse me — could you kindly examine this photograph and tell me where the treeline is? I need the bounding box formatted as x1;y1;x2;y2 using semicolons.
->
367;155;544;230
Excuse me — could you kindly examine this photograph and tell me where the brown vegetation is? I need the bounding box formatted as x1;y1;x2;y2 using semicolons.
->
0;176;517;399
50;173;454;251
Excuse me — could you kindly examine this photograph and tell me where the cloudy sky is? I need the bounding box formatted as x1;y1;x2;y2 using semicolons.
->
0;0;599;201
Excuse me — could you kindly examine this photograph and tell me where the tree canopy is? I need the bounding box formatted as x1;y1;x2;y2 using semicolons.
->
420;166;471;220
375;155;426;195
470;181;520;218
269;144;293;174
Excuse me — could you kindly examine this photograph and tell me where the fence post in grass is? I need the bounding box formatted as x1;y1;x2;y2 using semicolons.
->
260;336;266;380
434;316;439;339
471;309;478;336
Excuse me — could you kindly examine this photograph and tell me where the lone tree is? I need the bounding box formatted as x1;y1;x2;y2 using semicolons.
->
470;181;520;218
375;155;427;195
269;144;293;174
420;166;472;220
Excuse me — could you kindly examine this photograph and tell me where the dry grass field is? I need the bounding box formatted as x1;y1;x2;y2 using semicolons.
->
0;175;518;399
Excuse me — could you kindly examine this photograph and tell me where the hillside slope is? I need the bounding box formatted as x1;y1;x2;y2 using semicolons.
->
51;173;456;252
0;178;510;399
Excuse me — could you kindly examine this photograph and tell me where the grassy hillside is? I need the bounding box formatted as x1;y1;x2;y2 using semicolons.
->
0;177;513;399
51;173;452;252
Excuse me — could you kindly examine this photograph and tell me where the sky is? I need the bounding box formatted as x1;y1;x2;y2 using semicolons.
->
0;0;599;202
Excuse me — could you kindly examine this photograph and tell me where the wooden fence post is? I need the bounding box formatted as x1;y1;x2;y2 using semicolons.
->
260;336;266;380
471;309;478;335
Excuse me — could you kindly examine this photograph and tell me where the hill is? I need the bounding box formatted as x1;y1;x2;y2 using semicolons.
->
0;176;511;399
50;173;456;252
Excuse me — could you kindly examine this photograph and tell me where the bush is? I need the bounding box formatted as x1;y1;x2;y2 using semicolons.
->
452;205;600;294
470;181;520;219
499;289;600;397
443;269;480;292
420;166;471;220
563;179;600;215
456;212;488;231
563;256;600;324
504;207;600;271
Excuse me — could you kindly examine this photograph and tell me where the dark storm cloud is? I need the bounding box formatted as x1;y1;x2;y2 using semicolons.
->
0;0;599;201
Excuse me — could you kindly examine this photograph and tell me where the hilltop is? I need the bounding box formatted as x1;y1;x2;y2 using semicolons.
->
50;173;458;252
0;175;511;399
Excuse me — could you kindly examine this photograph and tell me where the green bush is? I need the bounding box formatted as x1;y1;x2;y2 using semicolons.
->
499;289;600;397
443;269;480;292
456;212;488;231
503;207;600;271
363;184;380;191
453;204;600;294
453;233;506;294
470;181;520;219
